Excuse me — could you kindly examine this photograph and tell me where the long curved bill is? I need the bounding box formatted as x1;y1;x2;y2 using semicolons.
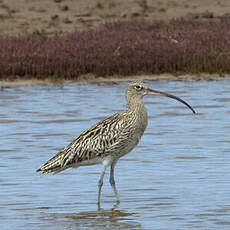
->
147;88;196;114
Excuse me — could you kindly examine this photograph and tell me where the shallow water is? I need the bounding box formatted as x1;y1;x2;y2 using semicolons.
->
1;80;230;230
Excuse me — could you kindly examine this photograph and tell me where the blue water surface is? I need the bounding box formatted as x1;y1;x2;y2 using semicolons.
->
1;79;230;230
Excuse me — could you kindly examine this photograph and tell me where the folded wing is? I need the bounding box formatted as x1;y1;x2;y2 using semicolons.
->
36;112;129;175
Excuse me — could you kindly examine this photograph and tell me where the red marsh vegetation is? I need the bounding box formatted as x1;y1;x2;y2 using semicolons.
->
0;18;230;80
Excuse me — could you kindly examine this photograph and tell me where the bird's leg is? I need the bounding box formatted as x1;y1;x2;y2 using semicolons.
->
109;161;120;204
97;165;106;207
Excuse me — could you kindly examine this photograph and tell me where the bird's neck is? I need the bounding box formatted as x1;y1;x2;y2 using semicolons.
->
126;97;148;135
127;98;147;117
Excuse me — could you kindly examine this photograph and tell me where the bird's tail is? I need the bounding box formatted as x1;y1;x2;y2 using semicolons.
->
36;150;66;176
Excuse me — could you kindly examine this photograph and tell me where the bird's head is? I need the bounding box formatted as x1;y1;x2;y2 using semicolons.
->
126;81;149;99
126;81;196;114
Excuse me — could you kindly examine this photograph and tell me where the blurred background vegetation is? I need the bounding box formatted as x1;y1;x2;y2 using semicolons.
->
0;0;230;80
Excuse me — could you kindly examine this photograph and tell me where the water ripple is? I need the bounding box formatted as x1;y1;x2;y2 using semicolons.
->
1;80;230;230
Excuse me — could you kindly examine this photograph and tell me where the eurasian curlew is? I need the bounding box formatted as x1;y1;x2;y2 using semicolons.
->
36;81;196;207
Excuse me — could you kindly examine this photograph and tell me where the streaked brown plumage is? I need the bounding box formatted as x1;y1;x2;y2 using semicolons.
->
36;81;195;206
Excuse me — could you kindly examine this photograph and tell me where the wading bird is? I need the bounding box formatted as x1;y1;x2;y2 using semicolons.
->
37;81;195;207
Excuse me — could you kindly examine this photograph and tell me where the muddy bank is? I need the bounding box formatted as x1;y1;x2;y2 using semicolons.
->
0;0;229;36
1;73;229;87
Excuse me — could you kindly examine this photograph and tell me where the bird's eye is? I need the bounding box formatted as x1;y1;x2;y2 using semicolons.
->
134;85;142;90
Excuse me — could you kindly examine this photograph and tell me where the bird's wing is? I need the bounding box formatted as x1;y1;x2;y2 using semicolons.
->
37;112;130;174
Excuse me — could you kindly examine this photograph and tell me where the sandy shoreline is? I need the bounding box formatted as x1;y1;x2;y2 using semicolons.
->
0;73;229;87
0;0;229;36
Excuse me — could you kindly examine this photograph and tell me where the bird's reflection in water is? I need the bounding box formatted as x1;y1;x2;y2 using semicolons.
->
47;208;143;230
